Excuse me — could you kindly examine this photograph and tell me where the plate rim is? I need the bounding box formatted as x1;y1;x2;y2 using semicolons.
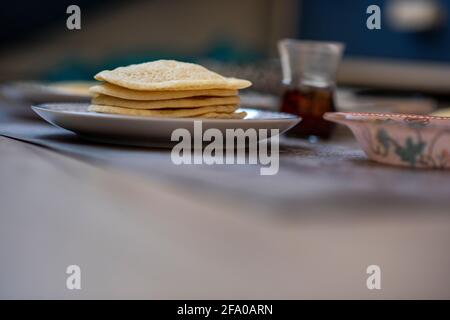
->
32;103;301;124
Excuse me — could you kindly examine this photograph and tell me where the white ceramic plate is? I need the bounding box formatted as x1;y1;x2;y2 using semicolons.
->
32;103;301;147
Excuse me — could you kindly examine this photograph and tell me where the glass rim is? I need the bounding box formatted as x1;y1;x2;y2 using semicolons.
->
278;38;345;51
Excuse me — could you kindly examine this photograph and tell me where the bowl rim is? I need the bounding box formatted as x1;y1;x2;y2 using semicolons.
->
324;112;450;131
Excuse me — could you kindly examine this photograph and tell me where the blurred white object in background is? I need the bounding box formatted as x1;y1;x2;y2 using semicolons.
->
336;88;437;114
387;0;445;31
0;81;92;104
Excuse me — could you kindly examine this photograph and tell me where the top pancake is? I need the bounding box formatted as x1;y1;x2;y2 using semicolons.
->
94;60;252;91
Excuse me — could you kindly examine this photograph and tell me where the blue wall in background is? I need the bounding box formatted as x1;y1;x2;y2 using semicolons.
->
299;0;450;63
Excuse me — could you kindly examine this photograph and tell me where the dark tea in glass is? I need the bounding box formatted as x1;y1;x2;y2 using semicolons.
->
281;85;336;139
278;39;344;140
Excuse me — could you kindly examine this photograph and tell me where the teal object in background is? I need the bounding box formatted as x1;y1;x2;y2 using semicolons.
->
299;0;450;63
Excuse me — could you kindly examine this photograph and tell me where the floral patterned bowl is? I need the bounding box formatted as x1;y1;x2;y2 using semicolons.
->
324;112;450;169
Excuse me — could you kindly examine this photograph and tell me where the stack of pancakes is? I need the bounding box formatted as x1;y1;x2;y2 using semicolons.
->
88;60;252;119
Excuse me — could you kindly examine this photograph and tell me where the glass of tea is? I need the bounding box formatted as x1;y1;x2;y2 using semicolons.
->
278;39;344;140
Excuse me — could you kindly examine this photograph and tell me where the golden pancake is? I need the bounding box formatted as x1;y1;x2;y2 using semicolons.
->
88;104;237;118
92;94;239;110
94;60;251;91
195;111;247;119
90;83;237;101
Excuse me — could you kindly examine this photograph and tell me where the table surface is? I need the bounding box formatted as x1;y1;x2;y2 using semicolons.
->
1;98;450;299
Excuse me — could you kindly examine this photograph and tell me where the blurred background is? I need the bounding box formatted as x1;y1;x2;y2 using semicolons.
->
2;1;450;300
2;0;450;112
